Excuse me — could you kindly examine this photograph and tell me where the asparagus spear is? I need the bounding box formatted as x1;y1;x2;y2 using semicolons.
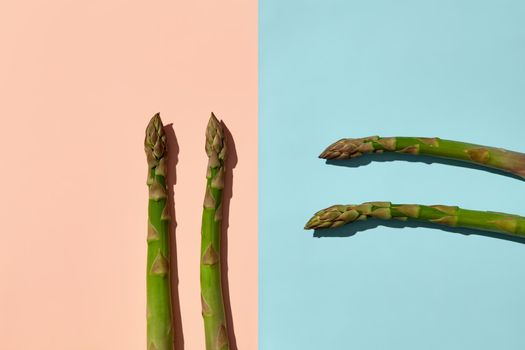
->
320;136;525;178
305;201;525;238
145;114;173;350
201;113;229;350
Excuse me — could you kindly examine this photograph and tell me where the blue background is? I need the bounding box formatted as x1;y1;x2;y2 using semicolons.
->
259;1;525;349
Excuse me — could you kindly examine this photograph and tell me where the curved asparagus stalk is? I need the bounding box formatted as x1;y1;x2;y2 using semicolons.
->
201;113;229;350
145;114;173;350
305;201;525;238
320;136;525;178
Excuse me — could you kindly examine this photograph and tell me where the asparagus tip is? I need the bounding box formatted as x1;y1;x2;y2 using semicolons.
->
319;138;356;159
145;112;167;168
148;112;162;128
205;112;226;162
320;136;380;160
206;112;221;137
319;142;337;159
305;204;373;230
304;214;323;230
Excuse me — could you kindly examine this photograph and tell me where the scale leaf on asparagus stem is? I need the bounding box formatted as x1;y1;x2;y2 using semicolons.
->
201;113;230;350
145;113;174;350
320;136;525;178
305;202;525;238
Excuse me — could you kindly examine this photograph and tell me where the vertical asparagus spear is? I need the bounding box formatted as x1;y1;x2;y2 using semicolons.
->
320;136;525;178
145;113;173;350
305;201;525;238
201;113;229;350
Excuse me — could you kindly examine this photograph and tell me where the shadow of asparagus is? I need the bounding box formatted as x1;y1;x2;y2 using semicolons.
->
312;218;525;245
220;122;239;350
325;152;524;181
164;124;184;350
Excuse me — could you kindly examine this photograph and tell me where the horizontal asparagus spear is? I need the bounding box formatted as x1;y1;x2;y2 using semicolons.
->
305;202;525;238
320;136;525;178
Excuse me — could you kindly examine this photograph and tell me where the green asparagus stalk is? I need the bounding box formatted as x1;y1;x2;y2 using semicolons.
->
305;201;525;238
320;136;525;178
145;114;173;350
201;113;229;350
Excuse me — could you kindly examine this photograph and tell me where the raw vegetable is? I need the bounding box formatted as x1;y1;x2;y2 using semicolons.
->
305;201;525;238
145;113;173;350
320;136;525;178
201;113;229;350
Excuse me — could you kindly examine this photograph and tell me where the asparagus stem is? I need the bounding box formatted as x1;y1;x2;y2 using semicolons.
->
305;202;525;238
201;113;229;350
145;114;173;350
320;136;525;178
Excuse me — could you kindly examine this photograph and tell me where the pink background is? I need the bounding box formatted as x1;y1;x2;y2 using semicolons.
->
0;1;257;349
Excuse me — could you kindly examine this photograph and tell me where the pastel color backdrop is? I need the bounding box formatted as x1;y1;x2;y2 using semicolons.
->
260;0;525;349
0;1;257;350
